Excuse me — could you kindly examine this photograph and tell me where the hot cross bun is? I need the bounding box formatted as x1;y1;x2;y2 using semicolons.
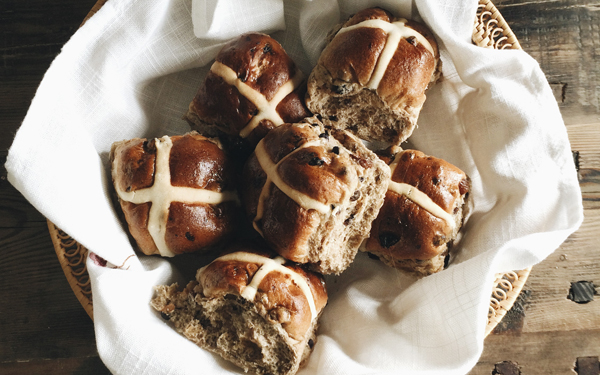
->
306;7;440;144
110;132;239;257
241;118;390;275
185;33;311;149
151;241;328;375
363;147;470;276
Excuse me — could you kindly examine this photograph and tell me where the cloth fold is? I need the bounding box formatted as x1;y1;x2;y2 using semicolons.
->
191;0;286;40
5;0;582;374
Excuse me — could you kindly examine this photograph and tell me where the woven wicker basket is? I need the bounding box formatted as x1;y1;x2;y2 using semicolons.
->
48;0;531;337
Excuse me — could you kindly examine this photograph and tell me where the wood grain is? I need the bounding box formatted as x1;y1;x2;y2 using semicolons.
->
471;2;600;372
0;0;100;151
0;356;109;375
0;226;102;368
1;0;598;374
495;0;600;126
472;330;600;374
0;154;48;228
0;1;105;373
520;209;600;332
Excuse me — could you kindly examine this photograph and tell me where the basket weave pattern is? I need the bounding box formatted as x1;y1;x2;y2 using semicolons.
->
486;268;531;336
48;221;93;319
473;0;522;50
471;0;530;337
48;0;530;336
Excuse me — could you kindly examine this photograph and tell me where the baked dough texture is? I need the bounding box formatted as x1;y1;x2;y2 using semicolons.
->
363;148;470;275
141;7;468;372
242;118;390;275
110;132;239;257
151;242;328;375
185;32;311;148
306;7;441;144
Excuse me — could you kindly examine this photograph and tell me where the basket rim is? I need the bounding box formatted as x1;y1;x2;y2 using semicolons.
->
49;0;528;337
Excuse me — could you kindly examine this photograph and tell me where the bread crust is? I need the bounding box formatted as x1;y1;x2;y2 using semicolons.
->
110;132;239;256
306;7;441;144
199;245;328;340
151;242;327;375
242;118;390;274
364;148;470;275
185;33;311;146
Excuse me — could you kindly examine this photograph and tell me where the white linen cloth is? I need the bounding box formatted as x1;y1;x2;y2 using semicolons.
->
5;0;583;373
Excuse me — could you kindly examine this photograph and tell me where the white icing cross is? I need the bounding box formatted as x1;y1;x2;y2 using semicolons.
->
253;139;331;235
202;252;318;320
115;136;238;257
387;157;455;229
210;61;304;138
336;18;434;90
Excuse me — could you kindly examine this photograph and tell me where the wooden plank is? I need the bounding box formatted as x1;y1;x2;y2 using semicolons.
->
0;356;110;375
568;123;600;198
512;208;600;333
0;225;98;362
472;2;600;371
567;123;600;163
1;1;598;375
0;152;48;228
494;1;600;125
496;0;600;6
0;0;99;152
0;3;113;373
470;330;600;375
491;206;600;335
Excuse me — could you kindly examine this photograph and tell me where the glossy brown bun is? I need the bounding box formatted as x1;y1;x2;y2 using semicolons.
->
110;132;239;257
185;32;311;150
306;7;440;144
363;147;470;276
242;118;390;275
151;241;328;375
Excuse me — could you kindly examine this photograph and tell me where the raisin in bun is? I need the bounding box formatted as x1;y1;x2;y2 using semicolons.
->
151;241;328;375
306;7;440;144
241;117;390;275
185;32;311;152
363;147;470;276
110;132;239;257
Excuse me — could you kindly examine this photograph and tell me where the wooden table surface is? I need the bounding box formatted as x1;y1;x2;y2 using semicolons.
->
1;0;598;374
